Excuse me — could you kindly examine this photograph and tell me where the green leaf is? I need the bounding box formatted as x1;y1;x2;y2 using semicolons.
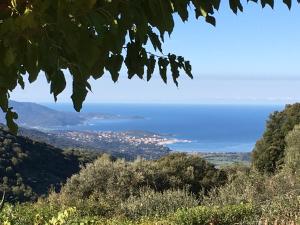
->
261;0;274;9
49;70;66;102
148;28;163;52
4;48;15;66
70;70;89;112
147;55;156;81
18;75;25;89
212;0;221;10
158;57;169;83
125;42;147;79
205;15;216;26
148;0;174;37
168;54;180;86
26;43;40;83
105;54;124;83
6;108;18;134
283;0;292;9
172;0;189;22
0;89;9;113
183;61;193;79
229;0;243;14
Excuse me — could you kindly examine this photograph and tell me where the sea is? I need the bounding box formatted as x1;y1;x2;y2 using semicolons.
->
45;103;285;153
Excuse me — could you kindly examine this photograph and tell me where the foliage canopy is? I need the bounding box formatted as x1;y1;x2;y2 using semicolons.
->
0;126;87;203
0;0;298;132
284;124;300;172
56;153;226;211
48;153;226;216
252;103;300;173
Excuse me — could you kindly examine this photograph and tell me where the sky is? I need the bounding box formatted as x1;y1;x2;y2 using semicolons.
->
11;1;300;105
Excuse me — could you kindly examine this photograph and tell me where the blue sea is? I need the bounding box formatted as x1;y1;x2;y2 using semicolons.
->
45;103;284;153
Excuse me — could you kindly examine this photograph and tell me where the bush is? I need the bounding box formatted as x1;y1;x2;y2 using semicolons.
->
203;167;300;223
203;171;267;206
0;202;60;225
155;153;227;194
50;153;225;217
171;204;256;225
0;203;257;225
119;188;199;219
284;124;300;172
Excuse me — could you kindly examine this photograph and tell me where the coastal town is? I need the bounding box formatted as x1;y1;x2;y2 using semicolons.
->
21;129;173;160
19;126;251;164
56;130;178;146
52;130;172;159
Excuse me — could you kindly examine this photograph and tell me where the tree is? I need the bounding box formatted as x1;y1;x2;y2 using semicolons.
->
53;153;226;216
252;103;300;173
284;124;300;172
0;0;297;133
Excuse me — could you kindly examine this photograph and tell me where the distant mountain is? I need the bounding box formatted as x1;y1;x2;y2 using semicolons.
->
0;101;142;129
0;125;96;203
0;101;83;128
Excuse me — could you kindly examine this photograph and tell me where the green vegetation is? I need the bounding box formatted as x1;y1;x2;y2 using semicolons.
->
1;139;299;224
252;103;300;173
0;203;257;225
0;106;299;224
47;153;226;217
0;163;298;224
200;152;251;167
0;126;96;203
0;0;297;132
1;101;84;127
284;124;300;172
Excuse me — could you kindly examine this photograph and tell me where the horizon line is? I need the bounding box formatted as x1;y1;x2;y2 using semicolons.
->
10;99;294;106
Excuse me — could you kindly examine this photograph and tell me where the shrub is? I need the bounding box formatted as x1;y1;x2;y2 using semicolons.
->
119;188;199;219
284;124;300;172
202;166;300;223
0;202;60;225
51;153;225;217
155;153;227;194
171;204;256;225
203;171;267;206
0;203;256;225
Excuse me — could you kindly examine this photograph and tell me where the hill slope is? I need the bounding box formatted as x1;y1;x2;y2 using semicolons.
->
0;101;84;128
0;101;143;129
0;126;89;203
18;128;171;160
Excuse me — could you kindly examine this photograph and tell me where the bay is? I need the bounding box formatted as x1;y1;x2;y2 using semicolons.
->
45;103;284;153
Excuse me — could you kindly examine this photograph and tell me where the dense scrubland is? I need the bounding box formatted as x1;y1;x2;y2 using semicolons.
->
0;104;299;224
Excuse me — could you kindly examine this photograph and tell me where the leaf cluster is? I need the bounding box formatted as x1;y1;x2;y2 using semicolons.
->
252;103;300;173
0;0;298;132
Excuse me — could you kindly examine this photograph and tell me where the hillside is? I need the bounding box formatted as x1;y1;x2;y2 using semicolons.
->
0;101;142;129
19;128;171;160
0;101;83;128
0;126;93;203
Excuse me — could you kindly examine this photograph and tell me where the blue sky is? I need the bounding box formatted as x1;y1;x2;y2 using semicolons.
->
11;1;300;104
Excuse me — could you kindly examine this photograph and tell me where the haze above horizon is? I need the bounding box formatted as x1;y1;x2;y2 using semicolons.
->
11;1;300;105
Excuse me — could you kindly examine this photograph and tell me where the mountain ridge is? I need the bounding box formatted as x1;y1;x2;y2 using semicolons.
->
0;101;142;129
